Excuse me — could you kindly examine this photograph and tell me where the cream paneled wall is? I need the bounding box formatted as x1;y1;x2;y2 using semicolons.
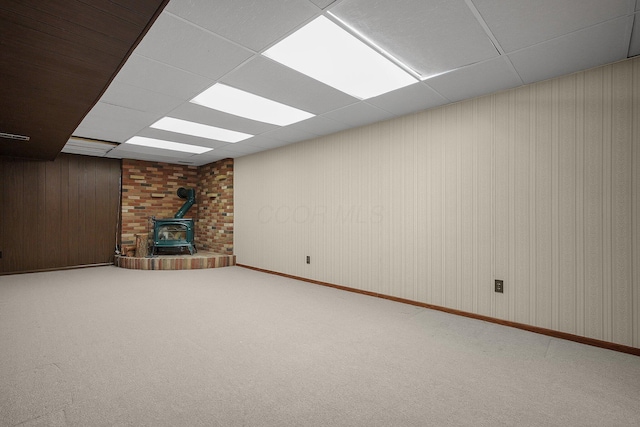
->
236;57;640;348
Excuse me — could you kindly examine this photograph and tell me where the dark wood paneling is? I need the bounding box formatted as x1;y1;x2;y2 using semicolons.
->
0;0;169;160
3;160;24;272
21;160;40;270
0;160;4;272
0;154;120;274
67;157;80;266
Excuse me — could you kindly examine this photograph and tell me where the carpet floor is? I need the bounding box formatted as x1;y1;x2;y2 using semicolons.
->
1;266;639;426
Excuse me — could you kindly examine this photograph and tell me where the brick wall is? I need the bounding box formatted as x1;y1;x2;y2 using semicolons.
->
120;158;234;254
196;158;234;254
121;160;198;245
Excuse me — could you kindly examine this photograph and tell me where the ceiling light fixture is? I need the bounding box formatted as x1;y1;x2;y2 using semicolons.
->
124;136;212;154
327;12;422;80
190;83;314;126
263;16;418;99
150;117;253;143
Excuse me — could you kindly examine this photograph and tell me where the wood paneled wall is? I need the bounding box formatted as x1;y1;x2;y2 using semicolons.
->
235;57;640;349
0;154;120;274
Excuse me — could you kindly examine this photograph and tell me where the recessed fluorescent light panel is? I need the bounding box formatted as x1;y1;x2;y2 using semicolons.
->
190;83;314;126
150;117;253;143
263;16;418;99
124;136;212;154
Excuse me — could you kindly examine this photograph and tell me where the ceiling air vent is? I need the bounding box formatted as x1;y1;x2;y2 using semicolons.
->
0;132;30;141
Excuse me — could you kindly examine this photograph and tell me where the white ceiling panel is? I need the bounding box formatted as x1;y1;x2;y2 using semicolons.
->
167;102;279;136
221;56;359;114
78;102;156;132
287;116;353;137
509;17;632;84
247;135;300;150
322;102;396;128
133;13;253;80
425;57;523;102
165;0;318;52
330;0;499;77
113;54;213;100
72;0;639;162
210;143;269;155
76;102;160;143
107;143;197;159
261;126;317;144
136;128;228;150
473;0;632;53
99;81;184;115
629;12;640;57
310;0;336;8
106;148;201;165
367;82;449;116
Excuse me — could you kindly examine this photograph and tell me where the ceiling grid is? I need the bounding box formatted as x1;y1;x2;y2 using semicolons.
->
28;0;636;164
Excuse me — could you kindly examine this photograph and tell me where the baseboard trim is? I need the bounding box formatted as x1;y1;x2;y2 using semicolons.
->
0;263;114;276
237;264;640;357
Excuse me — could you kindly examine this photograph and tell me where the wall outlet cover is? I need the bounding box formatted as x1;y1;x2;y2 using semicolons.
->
495;279;504;293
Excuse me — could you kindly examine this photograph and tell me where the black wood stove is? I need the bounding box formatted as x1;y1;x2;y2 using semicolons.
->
151;187;197;255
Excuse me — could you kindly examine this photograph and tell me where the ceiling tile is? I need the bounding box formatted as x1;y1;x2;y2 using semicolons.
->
473;0;631;53
261;126;317;143
99;81;184;115
246;135;298;150
309;0;337;8
75;102;158;142
136;128;228;149
113;54;214;100
367;82;449;115
221;56;359;114
165;0;319;52
330;0;499;77
509;17;632;84
167;102;279;135
425;57;523;102
287;116;353;137
321;102;396;128
133;13;253;79
107;143;197;159
190;152;230;166
212;143;268;155
629;12;640;57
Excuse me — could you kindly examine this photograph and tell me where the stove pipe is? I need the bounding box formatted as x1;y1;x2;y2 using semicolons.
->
175;187;195;218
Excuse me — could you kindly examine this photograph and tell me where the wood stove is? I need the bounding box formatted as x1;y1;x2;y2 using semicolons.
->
151;188;197;255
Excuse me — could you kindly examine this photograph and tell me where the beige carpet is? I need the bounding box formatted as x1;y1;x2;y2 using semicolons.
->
1;266;639;426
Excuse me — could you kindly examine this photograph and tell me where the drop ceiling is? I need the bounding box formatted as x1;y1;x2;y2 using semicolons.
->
63;0;639;165
0;0;169;160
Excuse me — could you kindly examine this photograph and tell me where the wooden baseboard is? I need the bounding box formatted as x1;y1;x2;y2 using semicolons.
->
0;263;113;276
237;264;640;357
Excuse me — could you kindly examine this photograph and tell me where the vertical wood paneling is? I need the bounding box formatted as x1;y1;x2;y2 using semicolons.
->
633;59;640;348
59;155;71;267
514;87;531;324
22;161;40;269
235;56;640;348
611;60;633;345
583;68;605;340
535;81;553;328
3;161;24;272
557;76;578;334
0;154;120;274
575;71;586;337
